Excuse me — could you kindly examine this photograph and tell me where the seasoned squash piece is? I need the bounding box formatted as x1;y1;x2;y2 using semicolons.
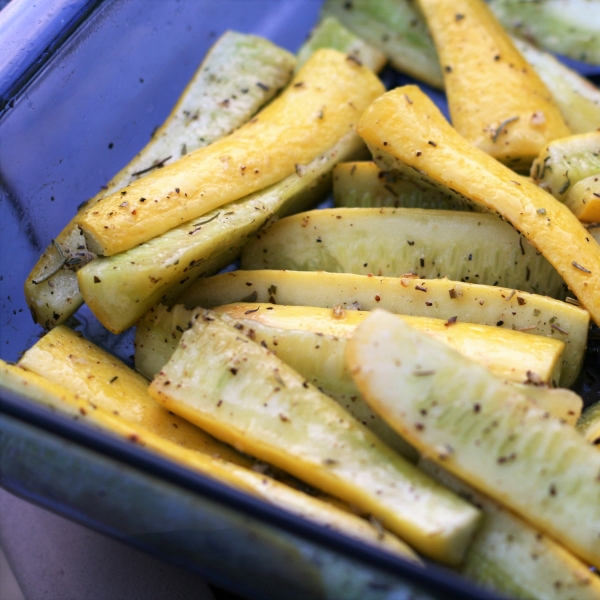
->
0;359;418;563
176;270;589;388
17;325;249;465
24;31;296;329
78;49;384;256
333;161;467;210
296;16;387;73
422;459;600;599
357;85;600;326
347;310;600;569
77;132;364;334
417;0;571;171
149;312;482;565
241;207;566;299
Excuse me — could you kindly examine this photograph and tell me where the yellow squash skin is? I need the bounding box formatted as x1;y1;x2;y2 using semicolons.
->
417;0;571;171
347;310;600;570
16;325;249;465
149;313;482;565
212;303;565;387
175;269;590;388
0;359;418;563
0;360;421;564
357;85;600;327
77;49;384;256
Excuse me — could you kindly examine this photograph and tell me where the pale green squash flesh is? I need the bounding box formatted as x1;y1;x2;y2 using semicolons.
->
357;85;600;326
421;459;600;600
78;132;365;334
240;207;567;300
333;161;469;210
296;16;387;73
149;313;482;565
347;310;600;569
175;269;588;388
24;31;296;330
0;359;419;563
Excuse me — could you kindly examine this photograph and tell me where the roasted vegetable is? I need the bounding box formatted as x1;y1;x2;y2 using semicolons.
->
333;161;468;210
77;132;365;334
149;311;482;565
241;207;567;299
488;0;600;65
347;310;600;569
24;31;296;329
77;49;384;256
175;269;589;387
421;459;600;599
417;0;571;171
531;132;600;222
0;359;419;562
296;16;387;72
357;85;600;326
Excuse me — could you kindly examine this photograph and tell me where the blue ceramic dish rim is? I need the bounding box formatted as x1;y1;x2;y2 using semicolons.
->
0;0;106;114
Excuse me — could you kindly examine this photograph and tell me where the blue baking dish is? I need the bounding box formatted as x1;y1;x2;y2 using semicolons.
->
1;1;599;598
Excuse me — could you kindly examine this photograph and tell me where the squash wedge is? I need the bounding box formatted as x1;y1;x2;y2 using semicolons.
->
16;325;249;466
23;31;296;329
240;207;566;299
357;85;600;326
0;360;419;563
77;131;365;334
176;269;589;388
488;0;600;65
416;0;571;171
421;459;600;599
149;312;482;565
77;49;384;257
333;161;467;210
296;16;387;73
347;310;600;569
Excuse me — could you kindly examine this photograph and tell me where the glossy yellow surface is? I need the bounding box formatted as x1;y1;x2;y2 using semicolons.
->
149;314;482;565
17;325;249;465
357;85;600;327
214;302;565;385
417;0;570;170
77;49;384;256
0;358;418;562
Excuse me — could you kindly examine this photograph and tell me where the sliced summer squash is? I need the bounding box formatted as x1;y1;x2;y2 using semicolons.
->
78;132;365;334
320;0;444;88
421;459;600;599
136;302;571;459
564;175;600;223
347;310;600;569
357;85;600;326
0;359;419;563
531;132;600;221
577;400;600;447
417;0;571;171
240;207;567;299
149;312;482;565
23;31;296;330
513;36;600;135
77;49;384;257
296;16;387;73
211;303;565;387
488;0;600;65
135;303;419;462
332;161;468;210
16;325;250;466
175;270;589;388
